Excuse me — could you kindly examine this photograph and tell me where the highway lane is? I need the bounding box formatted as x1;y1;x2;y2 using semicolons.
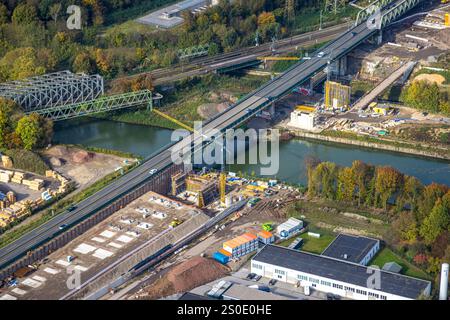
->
0;0;409;271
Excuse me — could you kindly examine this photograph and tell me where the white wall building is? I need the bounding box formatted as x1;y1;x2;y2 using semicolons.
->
288;110;317;130
276;217;303;238
251;245;431;300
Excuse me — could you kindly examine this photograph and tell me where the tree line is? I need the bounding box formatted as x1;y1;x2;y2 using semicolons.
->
0;0;327;83
0;98;52;151
306;158;450;275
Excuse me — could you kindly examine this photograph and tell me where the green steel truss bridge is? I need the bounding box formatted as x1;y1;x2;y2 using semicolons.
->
27;90;154;121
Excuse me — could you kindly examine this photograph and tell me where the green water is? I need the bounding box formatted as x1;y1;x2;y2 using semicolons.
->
53;119;450;186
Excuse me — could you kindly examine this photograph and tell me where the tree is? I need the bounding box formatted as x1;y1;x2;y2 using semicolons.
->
73;51;96;74
95;49;111;75
305;156;321;197
419;198;450;245
417;183;449;222
257;11;276;26
397;175;423;213
312;162;338;199
0;98;16;148
12;4;38;25
0;47;52;81
336;167;354;202
392;211;418;243
351;160;374;206
0;3;9;25
15;114;41;150
374;166;403;209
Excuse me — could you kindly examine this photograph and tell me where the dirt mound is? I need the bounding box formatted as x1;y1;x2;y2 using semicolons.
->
145;256;229;299
414;73;445;85
198;103;229;119
71;150;94;164
49;157;63;167
46;145;70;157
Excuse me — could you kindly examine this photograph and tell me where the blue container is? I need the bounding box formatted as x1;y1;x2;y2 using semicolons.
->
213;252;229;264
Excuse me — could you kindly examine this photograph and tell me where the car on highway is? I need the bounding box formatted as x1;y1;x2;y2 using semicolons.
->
149;169;158;175
59;224;68;230
317;51;325;58
67;205;77;212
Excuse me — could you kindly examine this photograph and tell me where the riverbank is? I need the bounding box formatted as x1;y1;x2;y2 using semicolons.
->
285;129;450;161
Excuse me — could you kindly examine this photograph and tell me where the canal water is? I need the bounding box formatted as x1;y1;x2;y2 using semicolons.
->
53;119;450;186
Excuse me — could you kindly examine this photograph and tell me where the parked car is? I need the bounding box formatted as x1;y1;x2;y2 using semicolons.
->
253;275;262;281
246;273;256;280
269;279;277;286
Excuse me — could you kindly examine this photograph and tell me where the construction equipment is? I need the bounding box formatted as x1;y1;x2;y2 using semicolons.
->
262;223;274;232
169;218;184;228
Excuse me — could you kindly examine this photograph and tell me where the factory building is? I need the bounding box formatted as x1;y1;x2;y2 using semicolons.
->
288;106;317;130
321;234;380;266
251;245;431;300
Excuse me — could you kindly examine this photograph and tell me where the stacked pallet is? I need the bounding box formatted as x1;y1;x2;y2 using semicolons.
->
0;169;13;183
22;178;44;191
11;172;26;184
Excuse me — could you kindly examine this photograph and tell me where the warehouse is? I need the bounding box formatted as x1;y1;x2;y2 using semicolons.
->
251;245;431;300
276;217;303;238
321;234;380;266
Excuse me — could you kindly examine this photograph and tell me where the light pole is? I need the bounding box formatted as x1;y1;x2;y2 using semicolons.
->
319;10;323;30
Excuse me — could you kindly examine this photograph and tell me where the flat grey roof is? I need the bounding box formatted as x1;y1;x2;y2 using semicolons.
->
252;245;430;299
321;233;379;264
137;0;208;29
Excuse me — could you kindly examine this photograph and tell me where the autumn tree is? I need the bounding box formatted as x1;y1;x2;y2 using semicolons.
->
336;167;354;202
15;114;42;150
73;51;96;74
417;183;449;222
392;211;418;243
12;3;38;25
419;197;450;245
257;12;276;26
351;160;374;206
374;166;403;209
397;175;423;213
49;3;62;25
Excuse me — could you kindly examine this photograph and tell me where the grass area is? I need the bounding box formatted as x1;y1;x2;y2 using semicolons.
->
292;6;357;34
370;247;431;280
98;74;268;129
279;227;335;254
0;163;137;248
351;80;376;98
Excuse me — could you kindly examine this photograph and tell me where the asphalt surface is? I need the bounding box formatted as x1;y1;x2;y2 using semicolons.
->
0;0;409;271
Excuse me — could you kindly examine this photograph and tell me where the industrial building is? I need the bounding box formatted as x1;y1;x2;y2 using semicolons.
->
222;233;259;258
276;217;303;238
137;0;215;29
321;234;380;266
251;245;431;300
288;106;317;130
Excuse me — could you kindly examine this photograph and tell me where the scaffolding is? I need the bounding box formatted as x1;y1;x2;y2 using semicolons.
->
0;71;104;112
186;174;218;208
30;90;152;121
324;81;351;110
171;171;187;196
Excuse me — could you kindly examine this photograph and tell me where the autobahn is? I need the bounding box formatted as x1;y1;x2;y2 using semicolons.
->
0;0;416;272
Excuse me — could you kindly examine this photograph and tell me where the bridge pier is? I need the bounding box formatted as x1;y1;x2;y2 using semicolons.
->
377;30;383;45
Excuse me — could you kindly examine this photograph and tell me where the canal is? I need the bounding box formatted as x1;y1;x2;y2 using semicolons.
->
54;119;450;186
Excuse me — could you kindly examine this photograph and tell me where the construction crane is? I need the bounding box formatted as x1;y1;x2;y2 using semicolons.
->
152;107;228;206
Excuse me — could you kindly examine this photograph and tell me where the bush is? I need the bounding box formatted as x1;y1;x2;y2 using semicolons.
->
3;149;49;175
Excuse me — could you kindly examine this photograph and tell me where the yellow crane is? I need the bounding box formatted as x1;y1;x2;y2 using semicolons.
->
152;108;227;205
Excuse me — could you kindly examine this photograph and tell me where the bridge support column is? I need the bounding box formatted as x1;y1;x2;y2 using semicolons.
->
377;31;383;45
338;56;347;77
268;102;275;117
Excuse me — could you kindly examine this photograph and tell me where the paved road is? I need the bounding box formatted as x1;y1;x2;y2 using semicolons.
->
0;0;410;271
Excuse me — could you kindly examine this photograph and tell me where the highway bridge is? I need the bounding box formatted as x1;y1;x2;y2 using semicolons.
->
0;0;424;277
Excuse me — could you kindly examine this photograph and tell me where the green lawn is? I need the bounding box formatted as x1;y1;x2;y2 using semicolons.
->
279;228;336;254
370;247;431;280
